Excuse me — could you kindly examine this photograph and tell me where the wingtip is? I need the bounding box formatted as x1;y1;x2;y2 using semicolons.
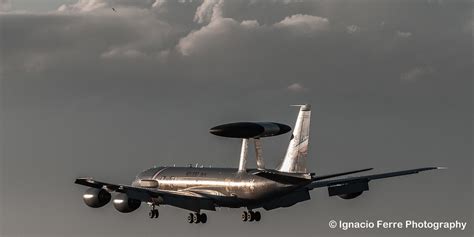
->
436;167;448;170
76;177;94;182
77;176;93;179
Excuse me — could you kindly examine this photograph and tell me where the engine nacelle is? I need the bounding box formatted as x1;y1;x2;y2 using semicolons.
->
328;182;369;200
338;191;364;200
262;190;311;210
113;193;141;213
83;188;111;208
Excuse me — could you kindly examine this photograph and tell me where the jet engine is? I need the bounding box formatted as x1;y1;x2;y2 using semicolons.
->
113;193;141;213
338;192;364;200
83;188;111;208
328;182;369;200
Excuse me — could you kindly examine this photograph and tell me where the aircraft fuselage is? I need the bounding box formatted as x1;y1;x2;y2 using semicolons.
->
132;166;296;207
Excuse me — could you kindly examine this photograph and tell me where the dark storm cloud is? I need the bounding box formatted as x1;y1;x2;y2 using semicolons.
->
1;0;472;237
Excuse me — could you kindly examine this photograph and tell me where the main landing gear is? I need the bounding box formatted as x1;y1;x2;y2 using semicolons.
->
148;205;159;219
187;212;207;224
242;210;261;222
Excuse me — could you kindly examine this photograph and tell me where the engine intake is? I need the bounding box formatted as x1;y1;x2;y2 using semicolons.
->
328;182;369;200
113;193;141;213
83;188;111;208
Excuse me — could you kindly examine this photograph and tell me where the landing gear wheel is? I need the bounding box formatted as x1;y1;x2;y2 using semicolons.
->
187;213;195;223
248;211;255;222
149;209;159;219
199;213;207;224
241;211;248;222
242;210;261;222
193;213;200;223
254;211;261;222
196;213;207;224
187;212;207;224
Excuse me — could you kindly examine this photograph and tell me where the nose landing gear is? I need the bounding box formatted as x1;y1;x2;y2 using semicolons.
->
187;212;207;224
242;210;261;222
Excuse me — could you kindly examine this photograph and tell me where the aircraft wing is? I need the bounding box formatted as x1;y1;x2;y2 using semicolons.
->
75;178;216;212
306;167;443;197
252;168;375;184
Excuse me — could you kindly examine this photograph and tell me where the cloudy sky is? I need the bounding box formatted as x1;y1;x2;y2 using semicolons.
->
0;0;472;236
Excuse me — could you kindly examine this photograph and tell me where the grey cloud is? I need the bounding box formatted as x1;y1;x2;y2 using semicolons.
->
400;66;435;82
274;14;329;34
177;17;247;56
194;0;223;23
179;10;330;56
58;0;107;12
249;0;303;4
1;9;180;72
152;0;166;8
346;24;360;34
464;18;473;33
191;0;306;24
397;30;413;38
57;0;161;12
2;0;470;88
287;83;308;92
2;0;335;72
0;0;11;11
101;48;147;59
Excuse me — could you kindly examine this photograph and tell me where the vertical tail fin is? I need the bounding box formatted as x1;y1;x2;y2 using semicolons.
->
276;104;311;173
